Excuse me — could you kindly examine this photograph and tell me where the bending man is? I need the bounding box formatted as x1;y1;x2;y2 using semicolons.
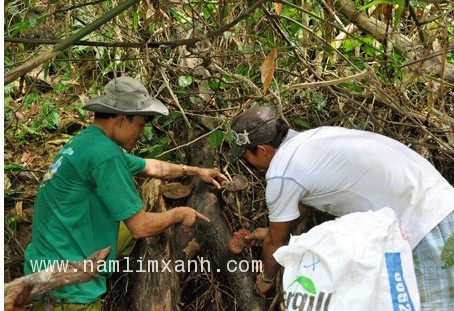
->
230;106;454;310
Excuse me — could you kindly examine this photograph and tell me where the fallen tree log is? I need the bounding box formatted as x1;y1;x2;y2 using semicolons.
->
177;179;266;310
181;137;266;311
130;136;265;310
4;247;111;311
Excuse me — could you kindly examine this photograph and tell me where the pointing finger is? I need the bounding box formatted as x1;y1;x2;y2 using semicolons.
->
195;211;211;223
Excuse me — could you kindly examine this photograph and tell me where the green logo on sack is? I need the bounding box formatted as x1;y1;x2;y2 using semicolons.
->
289;275;317;295
285;275;332;311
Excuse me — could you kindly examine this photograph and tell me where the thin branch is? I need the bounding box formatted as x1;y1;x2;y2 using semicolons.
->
4;37;146;48
285;68;371;90
367;70;454;154
157;125;223;158
211;63;262;96
158;67;192;129
54;0;106;14
401;47;454;68
406;0;426;43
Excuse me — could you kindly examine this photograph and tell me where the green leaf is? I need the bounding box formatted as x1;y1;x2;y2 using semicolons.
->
208;130;225;149
393;0;406;27
169;9;192;24
441;235;454;269
178;75;194;88
23;93;40;108
9;20;29;36
29;15;37;27
224;131;236;143
132;10;139;31
361;36;376;57
342;39;355;52
289;275;317;295
138;136;170;159
42;100;60;129
4;163;24;174
44;111;60;129
340;82;364;93
142;124;154;142
160;112;182;128
293;119;310;129
6;216;18;232
359;0;394;11
202;4;216;21
4;84;14;95
209;79;231;90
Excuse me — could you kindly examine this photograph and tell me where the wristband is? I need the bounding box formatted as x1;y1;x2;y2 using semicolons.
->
260;271;275;284
181;164;188;177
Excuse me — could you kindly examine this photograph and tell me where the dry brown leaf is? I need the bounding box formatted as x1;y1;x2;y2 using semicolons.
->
260;49;277;94
21;152;31;164
15;200;23;216
15;111;25;121
12;201;31;223
4;174;11;191
274;3;282;15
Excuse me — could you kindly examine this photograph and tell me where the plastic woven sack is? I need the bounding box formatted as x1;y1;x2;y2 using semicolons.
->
274;208;420;311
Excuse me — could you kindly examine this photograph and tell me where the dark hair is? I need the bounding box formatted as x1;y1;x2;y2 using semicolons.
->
246;119;290;155
94;112;153;123
94;112;117;119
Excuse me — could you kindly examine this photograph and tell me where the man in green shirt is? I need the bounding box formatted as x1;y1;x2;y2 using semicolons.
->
24;76;228;310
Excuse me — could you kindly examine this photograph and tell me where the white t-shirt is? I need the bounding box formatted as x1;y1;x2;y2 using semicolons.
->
266;127;454;248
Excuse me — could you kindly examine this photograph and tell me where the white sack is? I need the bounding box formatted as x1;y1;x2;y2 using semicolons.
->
274;207;420;311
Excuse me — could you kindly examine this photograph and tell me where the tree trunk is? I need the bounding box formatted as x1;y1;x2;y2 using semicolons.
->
131;179;181;311
183;137;267;311
130;137;266;310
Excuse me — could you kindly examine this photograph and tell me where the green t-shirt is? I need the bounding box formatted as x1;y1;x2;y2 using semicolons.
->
24;126;146;303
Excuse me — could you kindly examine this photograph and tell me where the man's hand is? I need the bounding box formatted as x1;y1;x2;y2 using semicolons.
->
255;273;273;297
196;167;228;189
143;160;227;189
177;207;211;231
245;227;269;246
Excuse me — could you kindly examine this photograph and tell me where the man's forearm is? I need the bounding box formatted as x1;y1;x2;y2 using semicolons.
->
261;236;282;281
125;209;183;239
144;159;197;179
261;219;300;280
